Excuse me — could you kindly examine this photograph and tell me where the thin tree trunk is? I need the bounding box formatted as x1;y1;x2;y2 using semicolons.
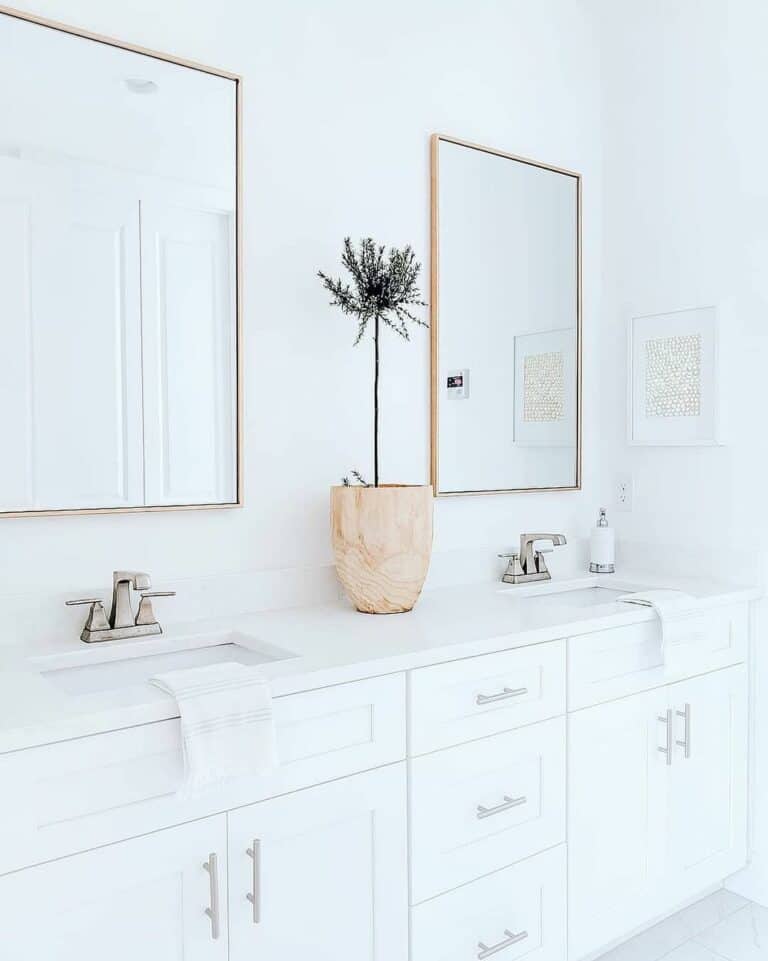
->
373;314;380;487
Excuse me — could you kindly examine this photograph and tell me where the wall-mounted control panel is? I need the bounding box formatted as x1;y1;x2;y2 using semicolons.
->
446;369;470;399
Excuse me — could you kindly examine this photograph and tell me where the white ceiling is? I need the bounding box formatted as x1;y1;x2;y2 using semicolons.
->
0;11;236;191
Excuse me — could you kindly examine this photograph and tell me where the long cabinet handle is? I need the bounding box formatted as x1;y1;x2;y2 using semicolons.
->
246;840;261;923
476;795;527;820
203;853;220;940
477;929;529;959
676;702;692;759
476;687;528;706
658;709;673;766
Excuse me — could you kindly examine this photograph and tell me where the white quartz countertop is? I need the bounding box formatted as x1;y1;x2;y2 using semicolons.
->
0;573;760;753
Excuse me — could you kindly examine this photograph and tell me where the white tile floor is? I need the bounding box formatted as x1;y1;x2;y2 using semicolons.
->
596;890;768;961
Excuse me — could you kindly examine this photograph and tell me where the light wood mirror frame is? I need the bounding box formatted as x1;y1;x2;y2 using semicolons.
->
429;133;582;496
0;4;243;518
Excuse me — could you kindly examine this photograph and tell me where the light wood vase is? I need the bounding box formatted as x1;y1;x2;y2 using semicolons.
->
330;484;433;614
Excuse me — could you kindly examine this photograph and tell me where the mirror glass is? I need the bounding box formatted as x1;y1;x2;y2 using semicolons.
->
0;12;239;515
431;136;580;495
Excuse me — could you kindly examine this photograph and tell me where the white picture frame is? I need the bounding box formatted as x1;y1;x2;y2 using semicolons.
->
513;327;577;447
628;306;720;446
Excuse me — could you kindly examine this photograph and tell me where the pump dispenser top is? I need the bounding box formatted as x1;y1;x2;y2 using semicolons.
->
589;507;615;574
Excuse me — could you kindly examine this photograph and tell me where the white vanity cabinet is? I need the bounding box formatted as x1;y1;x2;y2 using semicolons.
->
0;751;408;961
666;666;748;894
568;685;669;957
568;663;748;959
0;814;229;961
0;591;754;961
228;764;408;961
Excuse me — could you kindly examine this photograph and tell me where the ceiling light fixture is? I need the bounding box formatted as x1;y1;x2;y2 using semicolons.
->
122;77;159;95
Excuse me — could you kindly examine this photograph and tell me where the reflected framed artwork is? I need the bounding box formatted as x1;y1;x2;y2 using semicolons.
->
513;328;576;447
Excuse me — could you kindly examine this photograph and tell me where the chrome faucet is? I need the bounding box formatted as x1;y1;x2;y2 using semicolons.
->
498;533;567;585
66;570;175;643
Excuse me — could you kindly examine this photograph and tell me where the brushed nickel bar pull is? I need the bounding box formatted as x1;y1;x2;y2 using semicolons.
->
477;929;529;959
246;840;261;923
676;702;692;759
203;853;220;940
658;709;674;766
476;794;527;820
476;687;528;706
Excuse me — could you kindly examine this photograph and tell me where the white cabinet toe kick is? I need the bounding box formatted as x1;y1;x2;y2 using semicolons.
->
0;598;751;960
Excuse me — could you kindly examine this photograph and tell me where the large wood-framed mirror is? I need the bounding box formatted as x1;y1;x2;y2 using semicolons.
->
430;134;581;496
0;6;241;517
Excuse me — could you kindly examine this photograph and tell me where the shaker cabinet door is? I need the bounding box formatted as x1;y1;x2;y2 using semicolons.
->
0;161;144;512
568;686;669;960
228;763;408;961
666;664;748;897
140;199;236;507
0;815;228;961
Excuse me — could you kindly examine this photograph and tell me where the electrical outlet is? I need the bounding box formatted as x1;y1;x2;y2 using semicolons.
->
616;473;633;511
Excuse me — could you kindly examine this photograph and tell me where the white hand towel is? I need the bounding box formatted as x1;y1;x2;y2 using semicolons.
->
618;589;698;659
150;662;277;798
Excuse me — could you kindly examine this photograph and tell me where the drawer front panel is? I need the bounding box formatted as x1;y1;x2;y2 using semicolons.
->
0;673;405;875
409;639;566;755
569;603;748;710
410;716;566;903
411;845;566;961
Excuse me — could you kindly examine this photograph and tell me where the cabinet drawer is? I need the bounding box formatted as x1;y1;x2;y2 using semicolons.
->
409;639;566;755
411;845;566;961
410;716;566;902
0;673;405;875
569;603;748;709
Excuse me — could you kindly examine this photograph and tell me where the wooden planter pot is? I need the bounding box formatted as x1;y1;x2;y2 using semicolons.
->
330;485;434;614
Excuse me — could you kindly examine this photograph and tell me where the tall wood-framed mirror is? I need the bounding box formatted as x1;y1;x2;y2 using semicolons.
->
430;134;581;496
0;6;241;517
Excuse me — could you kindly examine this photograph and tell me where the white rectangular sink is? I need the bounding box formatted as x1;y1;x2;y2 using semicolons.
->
521;586;627;608
32;631;296;696
497;580;640;608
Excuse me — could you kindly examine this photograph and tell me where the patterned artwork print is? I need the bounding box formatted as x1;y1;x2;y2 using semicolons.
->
523;350;565;422
645;334;702;418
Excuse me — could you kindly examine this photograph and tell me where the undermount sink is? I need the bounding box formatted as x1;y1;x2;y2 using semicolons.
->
31;631;296;696
525;586;627;608
497;581;634;607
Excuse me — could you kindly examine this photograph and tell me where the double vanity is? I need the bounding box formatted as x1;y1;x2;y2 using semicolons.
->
0;574;756;961
0;6;758;961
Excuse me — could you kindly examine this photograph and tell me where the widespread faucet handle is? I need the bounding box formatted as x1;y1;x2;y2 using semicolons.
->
65;598;110;635
498;553;525;582
136;591;176;627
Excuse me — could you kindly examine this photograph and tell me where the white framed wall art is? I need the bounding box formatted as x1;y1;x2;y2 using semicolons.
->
628;306;720;446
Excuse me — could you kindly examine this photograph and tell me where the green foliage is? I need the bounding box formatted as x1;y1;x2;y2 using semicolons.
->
318;237;428;345
341;470;370;487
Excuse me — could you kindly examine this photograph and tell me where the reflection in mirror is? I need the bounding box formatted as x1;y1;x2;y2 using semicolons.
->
0;10;239;515
431;135;580;495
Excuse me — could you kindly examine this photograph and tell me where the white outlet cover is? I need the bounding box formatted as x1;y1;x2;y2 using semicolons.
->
616;473;633;511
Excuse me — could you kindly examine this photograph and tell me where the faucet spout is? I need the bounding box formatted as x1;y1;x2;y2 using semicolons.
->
110;570;151;629
516;533;568;580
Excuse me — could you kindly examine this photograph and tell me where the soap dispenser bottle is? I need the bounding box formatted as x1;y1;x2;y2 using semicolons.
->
589;508;615;573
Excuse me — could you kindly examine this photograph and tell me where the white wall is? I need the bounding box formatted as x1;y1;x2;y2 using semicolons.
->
0;0;603;611
592;0;768;902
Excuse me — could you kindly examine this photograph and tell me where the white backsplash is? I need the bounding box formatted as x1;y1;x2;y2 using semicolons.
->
3;539;591;648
